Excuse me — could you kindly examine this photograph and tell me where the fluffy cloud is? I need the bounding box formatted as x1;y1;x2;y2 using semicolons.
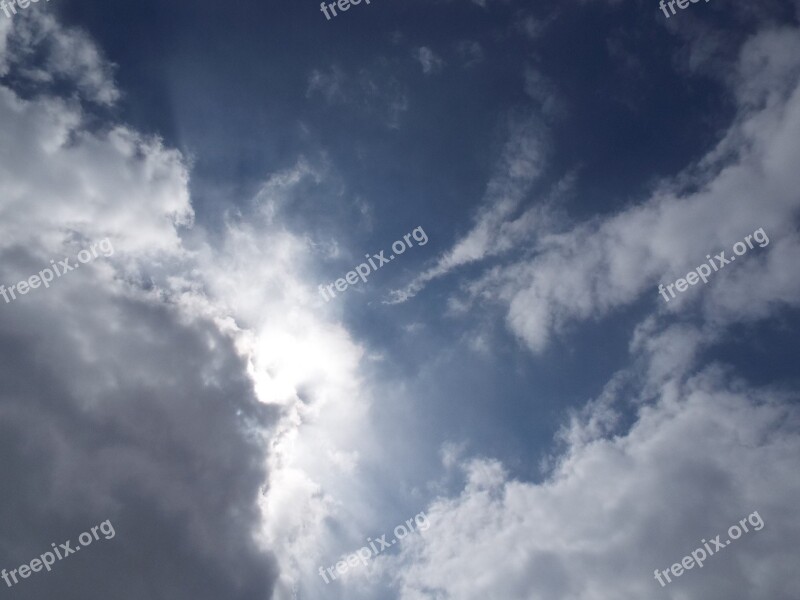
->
0;11;347;600
0;19;399;595
384;366;800;600
497;27;800;352
0;13;433;600
1;11;119;104
3;6;799;600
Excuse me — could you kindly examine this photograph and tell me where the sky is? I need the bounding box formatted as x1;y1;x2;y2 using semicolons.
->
0;0;799;599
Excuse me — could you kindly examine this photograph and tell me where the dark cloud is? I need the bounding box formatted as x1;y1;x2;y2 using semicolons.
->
0;287;280;599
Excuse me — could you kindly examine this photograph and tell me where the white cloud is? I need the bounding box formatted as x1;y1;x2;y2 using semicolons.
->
0;12;395;600
382;366;800;600
2;11;119;104
388;113;549;303
0;11;289;599
4;8;799;600
358;24;800;600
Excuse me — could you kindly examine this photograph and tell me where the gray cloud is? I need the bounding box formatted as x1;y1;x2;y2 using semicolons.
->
0;11;280;600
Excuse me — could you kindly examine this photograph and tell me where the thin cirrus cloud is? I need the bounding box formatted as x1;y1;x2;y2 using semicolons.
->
387;112;550;304
415;47;445;75
306;63;410;129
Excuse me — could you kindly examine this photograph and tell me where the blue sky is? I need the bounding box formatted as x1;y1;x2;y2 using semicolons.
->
0;0;799;599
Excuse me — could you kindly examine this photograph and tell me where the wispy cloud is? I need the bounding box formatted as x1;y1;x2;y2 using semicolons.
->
387;113;549;303
415;47;445;75
306;63;409;129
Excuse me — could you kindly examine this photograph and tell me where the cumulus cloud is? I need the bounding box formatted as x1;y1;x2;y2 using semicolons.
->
0;24;409;596
4;6;799;600
0;14;433;597
184;135;414;600
383;366;800;600
0;11;378;600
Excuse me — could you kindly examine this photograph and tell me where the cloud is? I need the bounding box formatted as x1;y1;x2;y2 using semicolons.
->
307;65;349;104
0;9;406;596
454;41;485;67
523;67;563;118
0;11;287;599
306;63;409;129
395;26;800;353
2;11;119;105
515;13;547;39
383;365;800;600
363;24;800;599
4;6;799;600
496;29;800;352
188;142;411;600
387;113;550;304
414;47;445;75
